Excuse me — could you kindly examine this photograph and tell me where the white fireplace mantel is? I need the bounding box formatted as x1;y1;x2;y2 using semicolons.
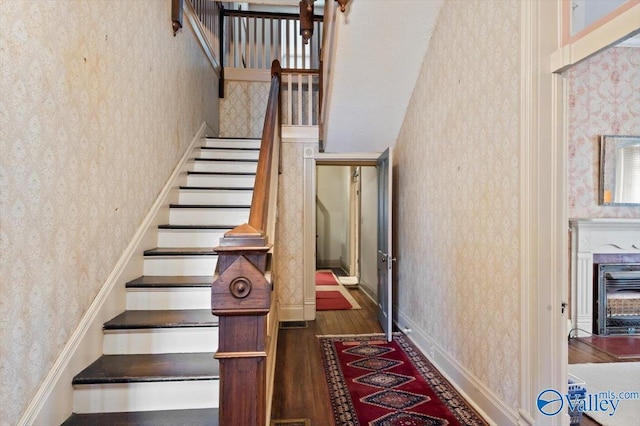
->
570;218;640;337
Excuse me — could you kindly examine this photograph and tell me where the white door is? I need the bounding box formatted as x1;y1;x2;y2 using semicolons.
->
377;148;393;342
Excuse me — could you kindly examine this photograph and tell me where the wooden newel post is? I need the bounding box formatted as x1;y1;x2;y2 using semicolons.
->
212;223;272;426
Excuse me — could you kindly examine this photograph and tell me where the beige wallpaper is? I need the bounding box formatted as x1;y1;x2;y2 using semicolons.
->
219;80;270;138
0;1;219;424
394;0;521;410
275;141;307;307
568;46;640;218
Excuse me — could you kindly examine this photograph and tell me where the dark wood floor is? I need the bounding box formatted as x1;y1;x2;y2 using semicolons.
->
272;285;636;425
270;287;381;425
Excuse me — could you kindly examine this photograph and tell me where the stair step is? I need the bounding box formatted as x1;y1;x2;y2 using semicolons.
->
144;247;216;256
178;188;252;205
63;408;219;426
143;254;218;277
72;353;219;413
193;158;258;173
198;148;259;160
104;309;217;329
157;227;231;248
204;137;261;149
73;353;218;384
127;286;212;310
169;205;250;226
103;310;218;355
127;276;213;288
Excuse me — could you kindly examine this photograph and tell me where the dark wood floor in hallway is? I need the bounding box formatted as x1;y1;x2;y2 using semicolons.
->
270;287;381;425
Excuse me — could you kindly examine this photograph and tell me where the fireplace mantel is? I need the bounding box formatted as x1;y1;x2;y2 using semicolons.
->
570;218;640;337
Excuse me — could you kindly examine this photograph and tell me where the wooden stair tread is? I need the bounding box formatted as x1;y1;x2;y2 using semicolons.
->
187;171;255;176
206;136;259;140
158;224;235;230
72;353;219;384
104;310;218;330
179;186;254;191
126;276;213;288
143;247;216;256
169;204;250;209
194;158;258;163
199;146;259;151
63;408;219;425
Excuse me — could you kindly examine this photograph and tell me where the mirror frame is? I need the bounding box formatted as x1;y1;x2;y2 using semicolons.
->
599;134;640;206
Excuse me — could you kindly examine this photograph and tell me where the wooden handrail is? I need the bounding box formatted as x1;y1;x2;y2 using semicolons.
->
223;8;324;22
248;61;281;231
212;59;282;426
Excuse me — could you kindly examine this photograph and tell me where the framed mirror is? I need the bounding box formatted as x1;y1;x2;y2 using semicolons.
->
599;135;640;206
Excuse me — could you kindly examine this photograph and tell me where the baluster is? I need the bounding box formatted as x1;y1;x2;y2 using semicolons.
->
286;74;292;125
307;74;313;125
297;74;303;126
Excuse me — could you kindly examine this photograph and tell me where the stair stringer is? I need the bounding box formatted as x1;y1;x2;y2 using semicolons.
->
19;122;214;426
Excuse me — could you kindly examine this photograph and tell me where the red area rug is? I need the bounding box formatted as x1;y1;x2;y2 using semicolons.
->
316;291;353;310
578;335;640;359
319;333;488;425
316;271;339;285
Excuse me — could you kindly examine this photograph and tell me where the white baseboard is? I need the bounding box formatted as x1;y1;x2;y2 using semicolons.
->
396;311;519;426
278;304;306;322
19;122;212;426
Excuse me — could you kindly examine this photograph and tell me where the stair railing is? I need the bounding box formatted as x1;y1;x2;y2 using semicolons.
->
282;68;320;126
211;60;282;426
221;8;322;70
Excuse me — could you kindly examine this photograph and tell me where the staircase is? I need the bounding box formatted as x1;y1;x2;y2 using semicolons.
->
63;137;261;425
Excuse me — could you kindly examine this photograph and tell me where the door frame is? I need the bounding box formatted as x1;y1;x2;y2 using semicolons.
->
302;151;380;321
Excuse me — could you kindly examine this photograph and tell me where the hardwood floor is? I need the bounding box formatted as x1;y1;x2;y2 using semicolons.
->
568;338;639;426
270;287;382;425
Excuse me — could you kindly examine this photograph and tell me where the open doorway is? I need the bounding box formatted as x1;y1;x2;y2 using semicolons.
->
315;164;379;303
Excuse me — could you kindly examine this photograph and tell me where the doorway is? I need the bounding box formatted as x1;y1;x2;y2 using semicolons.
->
315;164;378;302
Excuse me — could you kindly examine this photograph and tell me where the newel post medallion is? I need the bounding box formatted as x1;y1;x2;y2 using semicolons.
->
211;222;272;426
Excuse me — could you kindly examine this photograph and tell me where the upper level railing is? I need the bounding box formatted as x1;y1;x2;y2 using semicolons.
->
221;8;323;71
211;60;281;426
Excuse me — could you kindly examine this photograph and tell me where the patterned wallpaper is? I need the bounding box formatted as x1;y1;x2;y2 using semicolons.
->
275;141;308;307
219;80;270;138
568;46;640;218
0;1;218;424
394;0;521;411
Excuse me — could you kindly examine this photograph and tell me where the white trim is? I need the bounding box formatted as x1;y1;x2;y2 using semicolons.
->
396;312;518;426
19;122;212;426
184;0;221;75
282;126;320;143
278;304;305;321
520;2;569;425
303;145;317;321
315;152;381;164
550;3;640;72
224;68;272;82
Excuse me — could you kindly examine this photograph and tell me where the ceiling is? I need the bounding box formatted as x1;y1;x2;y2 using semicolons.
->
322;0;443;153
239;0;444;153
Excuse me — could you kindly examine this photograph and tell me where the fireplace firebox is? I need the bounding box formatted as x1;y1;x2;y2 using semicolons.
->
596;263;640;335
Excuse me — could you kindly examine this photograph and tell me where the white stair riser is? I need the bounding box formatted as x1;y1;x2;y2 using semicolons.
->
187;174;255;187
157;229;230;248
198;150;259;160
143;256;218;276
72;380;219;413
193;161;257;173
204;139;261;149
127;288;212;310
169;208;249;226
103;328;218;354
178;189;253;205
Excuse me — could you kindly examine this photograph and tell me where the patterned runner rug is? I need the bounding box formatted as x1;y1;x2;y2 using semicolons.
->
319;333;488;425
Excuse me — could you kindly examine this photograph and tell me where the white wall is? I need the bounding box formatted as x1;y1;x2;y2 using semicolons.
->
0;2;219;424
316;166;349;267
